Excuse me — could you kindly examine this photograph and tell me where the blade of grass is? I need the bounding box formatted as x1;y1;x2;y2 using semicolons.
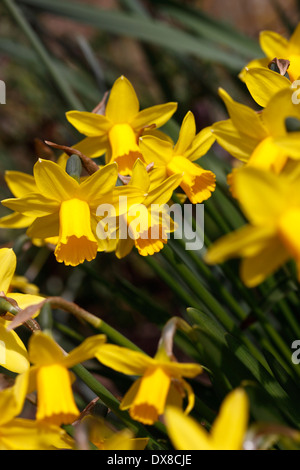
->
18;0;248;70
3;0;84;110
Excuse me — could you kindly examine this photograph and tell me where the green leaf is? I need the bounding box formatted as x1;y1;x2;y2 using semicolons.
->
157;1;261;58
263;349;300;409
18;0;247;70
226;334;300;427
244;383;288;425
186;308;257;395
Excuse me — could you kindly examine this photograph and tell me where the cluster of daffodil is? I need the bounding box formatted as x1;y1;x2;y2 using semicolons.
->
0;74;246;450
0;247;251;450
0;75;216;266
2;22;300;450
205;22;300;287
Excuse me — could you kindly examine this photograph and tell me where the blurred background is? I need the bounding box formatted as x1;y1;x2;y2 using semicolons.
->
0;0;299;365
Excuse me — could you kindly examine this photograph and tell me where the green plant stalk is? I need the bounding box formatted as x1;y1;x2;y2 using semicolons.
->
170;237;247;322
3;0;84;110
170;236;300;372
161;244;266;365
144;255;203;309
45;297;143;353
173;192;300;376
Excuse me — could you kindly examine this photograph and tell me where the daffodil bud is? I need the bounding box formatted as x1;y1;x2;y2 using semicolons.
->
268;58;290;79
285;116;300;133
66;154;82;183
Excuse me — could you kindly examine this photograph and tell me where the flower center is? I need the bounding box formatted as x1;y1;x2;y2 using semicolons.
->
36;363;80;426
108;123;143;174
54;198;98;266
167;156;216;204
129;367;171;425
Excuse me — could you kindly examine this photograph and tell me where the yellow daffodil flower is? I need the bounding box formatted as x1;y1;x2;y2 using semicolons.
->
1;159;144;266
0;373;74;450
80;416;149;450
95;342;202;426
205;166;300;287
139;111;216;204
240;23;300;83
212;86;300;176
105;159;182;258
65;75;178;174
165;388;249;450
0;248;43;374
19;331;107;426
0;170;37;229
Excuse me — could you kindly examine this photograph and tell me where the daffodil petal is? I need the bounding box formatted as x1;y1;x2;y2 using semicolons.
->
66;111;112;136
181;379;195;415
34;159;79;201
165;406;214;450
95;344;152;375
161;362;203;379
147;167;167;189
131;102;178;130
259;30;289;59
274;132;300;159
0;212;34;229
185;126;216;162
211;388;249;450
0;318;29;374
0;248;16;294
239;57;270;81
0;418;74;450
105;76;139;123
0;372;29;426
4;171;37;197
28;331;65;366
278;207;300;259
173;111;196;155
63;334;106;369
109;185;147;215
233;166;289;225
145;173;182;206
78;162;118;205
2;194;59;217
205;225;275;265
212;119;258;162
129;159;150;193
139;135;173;166
244;67;291;108
240;237;290;287
248;136;288;174
218;88;267;140
115;236;135;259
26;212;59;240
104;430;138;451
